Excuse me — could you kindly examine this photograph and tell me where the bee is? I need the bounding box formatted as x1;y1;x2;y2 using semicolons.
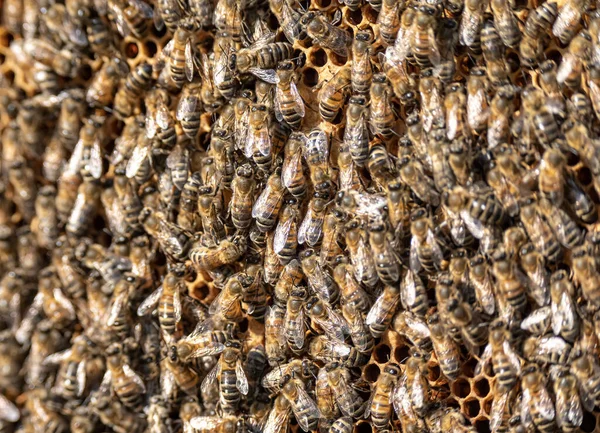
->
284;287;308;353
350;31;374;94
24;38;82;78
465;66;489;134
397;157;440;206
309;335;368;367
557;31;591;90
304;128;331;186
368;221;401;284
265;303;288;367
412;6;442;69
548;270;578;345
488;85;517;148
172;329;229;363
519;197;563;263
570;352;600;411
366;283;401;338
477;320;521;392
229;165;256;230
447;297;488;356
368;142;396;188
460;0;485;48
162;350;200;396
30;185;58;250
190;235;247;271
365;363;401;429
302;11;351;57
174;82;203;139
521;364;556;433
550;368;583;432
378;0;401;46
106;275;140;339
281;133;307;199
392;311;433;355
277;376;320;432
318;66;351;123
552;0;587;44
233;41;294;83
343;218;377;288
137;264;187;339
196;186;225;241
269;0;305;43
25;389;69;433
272;198;299;264
296;193;327;248
86;59;125;108
344;95;370;167
160;25;197;87
262;393;292;433
190;415;243;433
490;0;521;47
409;208;443;274
24;320;63;389
113;62;153;120
326;363;365;418
201;340;248;414
427;313;460;380
44;334;95;400
523;334;572;365
274;60;305;130
177;172;202;231
245;104;272;172
252;168;285;232
540;199;584;250
571;245;600;308
565;175;597;224
402;352;430;416
7;159;36;223
369;74;396;140
104;343;146;409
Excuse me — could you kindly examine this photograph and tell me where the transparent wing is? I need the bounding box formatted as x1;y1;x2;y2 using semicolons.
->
401;270;417;307
177;95;198;121
185;39;194;82
137;286;163;316
190;417;225;430
502;340;521;375
274;86;285;122
43;348;73;365
521;306;551;334
123;364;147;393
282;152;302;189
173;287;182;325
264;400;292;433
236;359;249;395
133;0;154;17
290;81;305;117
107;291;128;327
126;143;150;178
289;383;320;432
208;287;240;315
0;394;19;422
475;343;492;376
490;391;509;432
76;360;87;396
54;288;76;320
156;101;170;130
66;138;85;175
201;362;220;395
250;68;278;84
366;289;397;326
552;2;579;40
409;236;421;274
460;209;485;239
298;206;313;245
274;214;294;254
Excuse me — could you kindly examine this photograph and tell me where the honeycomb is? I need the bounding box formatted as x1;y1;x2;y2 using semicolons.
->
3;0;600;431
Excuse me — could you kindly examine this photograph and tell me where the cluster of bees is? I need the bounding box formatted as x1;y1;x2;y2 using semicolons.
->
3;0;600;429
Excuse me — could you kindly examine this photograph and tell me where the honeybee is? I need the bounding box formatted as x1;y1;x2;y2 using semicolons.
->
252;168;285;232
369;74;396;140
136;264;186;340
265;303;288;367
570;351;600;411
104;343;146;409
552;0;587;44
44;334;95;399
284;287;308;354
523;334;572;365
272;199;299;264
25;389;69;433
363;363;400;429
309;335;368;367
557;31;591;90
521;364;556;432
460;0;485;48
233;40;294;83
465;66;489;134
343;95;370;167
518;243;550;308
548;270;578;344
342;219;376;288
377;0;401;46
317;66;351;123
295;194;327;249
477;320;521;392
23;38;81;78
539;199;584;250
262;393;292;433
113;62;153;120
571;245;600;308
86;58;125;108
173;329;229;363
325;363;365;418
244;104;272;172
160;25;197;87
190;415;243;433
447;297;488;356
190;235;247;271
173;82;204;138
519;197;563;263
301;11;351;57
365;283;400;338
229;165;256;230
280;133;307;199
549;367;583;432
201;340;248;414
366;221;400;285
274;60;305;130
269;0;305;43
565;175;598;225
490;0;521;47
488;85;517;148
397;157;440;206
427;313;460;380
402;352;430;416
409;208;443;274
162;350;200;396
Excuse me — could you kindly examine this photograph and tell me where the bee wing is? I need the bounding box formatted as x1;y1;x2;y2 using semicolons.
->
176;95;198;121
127;142;150;178
537;387;556;421
459;209;485;239
282;151;302;189
459;6;481;46
156;101;170;130
473;275;496;316
303;130;328;163
67;137;85;175
86;138;103;179
297;206;312;246
76;359;87;396
312;304;348;342
409;236;421;274
427;229;443;266
490;391;509;433
0;394;19;423
474;343;492;376
520;387;534;428
427;26;441;66
235;359;249;395
589;80;600;112
366;288;399;327
264;400;292;433
290;382;320;432
274;86;285;122
133;0;154;18
290;81;305;118
44;348;73;365
400;269;417;307
183;338;226;359
467;89;488;130
274;215;294;254
107;291;128;327
557;386;583;429
502;340;522;375
137;285;163;316
173;286;182;325
285;308;306;350
160;363;177;397
201;362;221;395
109;1;130;37
209;286;240;316
521;306;551;334
185;39;194;82
392;374;410;417
250;68;278;84
252;183;283;219
123;364;147;393
54;288;76;320
190;416;226;430
255;126;273;157
15;293;43;345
